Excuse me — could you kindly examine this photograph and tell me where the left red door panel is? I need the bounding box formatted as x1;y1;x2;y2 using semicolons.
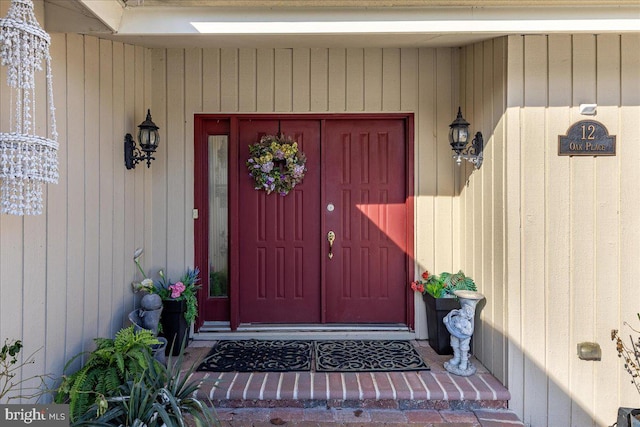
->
237;119;322;323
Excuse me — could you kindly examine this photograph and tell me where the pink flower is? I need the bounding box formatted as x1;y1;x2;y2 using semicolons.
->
169;281;186;298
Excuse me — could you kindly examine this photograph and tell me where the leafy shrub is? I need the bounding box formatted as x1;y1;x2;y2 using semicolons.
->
55;326;160;421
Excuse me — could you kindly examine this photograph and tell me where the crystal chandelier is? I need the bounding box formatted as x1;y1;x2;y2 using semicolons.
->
0;0;58;215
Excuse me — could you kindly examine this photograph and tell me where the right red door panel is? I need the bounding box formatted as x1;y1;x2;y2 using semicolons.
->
323;119;407;323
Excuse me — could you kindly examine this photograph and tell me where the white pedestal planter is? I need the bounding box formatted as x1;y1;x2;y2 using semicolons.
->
443;290;485;377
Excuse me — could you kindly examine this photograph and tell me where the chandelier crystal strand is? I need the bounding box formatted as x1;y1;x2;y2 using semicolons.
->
0;0;59;215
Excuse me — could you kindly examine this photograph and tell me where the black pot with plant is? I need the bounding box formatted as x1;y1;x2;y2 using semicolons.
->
153;268;201;356
411;270;478;355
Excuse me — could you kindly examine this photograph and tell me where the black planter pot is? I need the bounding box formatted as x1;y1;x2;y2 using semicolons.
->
160;299;189;356
423;293;460;355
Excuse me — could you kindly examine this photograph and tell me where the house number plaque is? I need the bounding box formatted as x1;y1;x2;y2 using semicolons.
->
558;120;616;156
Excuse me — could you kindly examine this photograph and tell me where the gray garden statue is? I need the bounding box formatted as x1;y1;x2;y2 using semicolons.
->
129;292;167;364
129;293;163;335
443;290;485;376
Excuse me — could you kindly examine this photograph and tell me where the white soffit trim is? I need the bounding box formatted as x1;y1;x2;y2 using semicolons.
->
114;6;640;35
78;0;124;32
191;19;640;34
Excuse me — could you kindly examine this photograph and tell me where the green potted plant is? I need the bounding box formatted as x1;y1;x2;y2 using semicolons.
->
411;270;477;355
612;315;640;427
132;250;202;356
152;268;201;356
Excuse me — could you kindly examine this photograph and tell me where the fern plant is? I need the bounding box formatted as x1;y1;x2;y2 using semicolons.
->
72;347;219;427
441;271;477;296
55;326;161;422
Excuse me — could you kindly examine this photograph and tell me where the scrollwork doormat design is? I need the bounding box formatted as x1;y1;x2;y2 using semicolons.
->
315;340;430;372
198;339;313;372
197;340;429;372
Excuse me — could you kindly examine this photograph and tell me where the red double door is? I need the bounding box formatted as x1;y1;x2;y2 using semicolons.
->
236;117;409;324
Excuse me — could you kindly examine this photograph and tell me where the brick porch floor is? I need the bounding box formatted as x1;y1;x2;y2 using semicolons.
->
183;340;524;426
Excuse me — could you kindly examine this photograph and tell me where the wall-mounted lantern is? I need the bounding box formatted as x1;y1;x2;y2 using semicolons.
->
124;109;160;169
449;107;483;169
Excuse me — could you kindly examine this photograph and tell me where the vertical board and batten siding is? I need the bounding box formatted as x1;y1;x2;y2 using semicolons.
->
619;32;640;418
149;47;459;338
457;37;508;388
546;34;573;427
0;10;152;399
461;34;640;426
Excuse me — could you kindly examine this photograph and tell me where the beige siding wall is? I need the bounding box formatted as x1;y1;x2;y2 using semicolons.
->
461;34;640;426
456;37;508;386
148;47;461;338
0;0;152;399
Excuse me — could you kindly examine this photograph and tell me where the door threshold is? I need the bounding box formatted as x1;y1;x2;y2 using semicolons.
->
195;322;416;341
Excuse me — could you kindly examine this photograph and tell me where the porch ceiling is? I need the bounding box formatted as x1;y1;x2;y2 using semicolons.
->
125;0;640;5
44;0;640;49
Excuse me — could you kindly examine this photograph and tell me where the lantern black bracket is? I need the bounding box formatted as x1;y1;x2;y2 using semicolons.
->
124;133;155;169
449;107;483;169
124;109;159;169
454;131;483;169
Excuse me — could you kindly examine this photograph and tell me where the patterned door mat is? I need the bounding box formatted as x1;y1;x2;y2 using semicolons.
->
315;340;430;372
198;339;313;372
197;340;429;372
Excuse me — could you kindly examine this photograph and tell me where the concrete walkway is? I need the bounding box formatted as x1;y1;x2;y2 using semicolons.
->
214;406;525;426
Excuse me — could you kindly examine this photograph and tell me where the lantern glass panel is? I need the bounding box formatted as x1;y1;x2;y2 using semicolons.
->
138;128;159;150
449;126;468;149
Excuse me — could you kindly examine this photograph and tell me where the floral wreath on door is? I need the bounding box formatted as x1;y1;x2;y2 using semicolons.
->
246;134;307;196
